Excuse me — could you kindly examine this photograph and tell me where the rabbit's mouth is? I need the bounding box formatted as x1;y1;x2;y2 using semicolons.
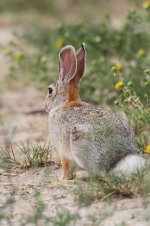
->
45;95;54;113
45;100;50;113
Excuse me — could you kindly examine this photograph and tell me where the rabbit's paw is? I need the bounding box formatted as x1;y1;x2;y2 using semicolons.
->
62;173;74;180
59;175;75;185
76;170;89;181
62;179;75;185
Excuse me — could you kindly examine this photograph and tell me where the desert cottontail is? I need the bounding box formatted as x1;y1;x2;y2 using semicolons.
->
45;43;145;179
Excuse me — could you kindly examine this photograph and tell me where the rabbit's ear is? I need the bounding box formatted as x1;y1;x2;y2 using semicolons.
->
74;43;86;85
59;45;77;86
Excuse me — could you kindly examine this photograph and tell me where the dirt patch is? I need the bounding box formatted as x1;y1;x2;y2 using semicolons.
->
1;167;150;226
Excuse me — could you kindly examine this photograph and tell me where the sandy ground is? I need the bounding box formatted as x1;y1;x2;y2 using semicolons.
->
0;16;150;226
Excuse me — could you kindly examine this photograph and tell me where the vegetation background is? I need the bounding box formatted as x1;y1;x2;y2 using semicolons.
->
0;0;150;225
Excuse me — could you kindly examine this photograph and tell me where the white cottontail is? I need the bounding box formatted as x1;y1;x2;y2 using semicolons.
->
45;43;145;179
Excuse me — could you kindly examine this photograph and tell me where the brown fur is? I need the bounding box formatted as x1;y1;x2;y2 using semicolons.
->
63;80;82;109
61;155;72;178
63;101;82;109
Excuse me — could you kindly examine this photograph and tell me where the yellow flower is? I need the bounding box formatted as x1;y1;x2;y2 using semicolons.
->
15;53;22;61
115;63;123;71
143;1;150;9
114;81;124;90
144;144;150;154
137;49;145;57
55;38;64;48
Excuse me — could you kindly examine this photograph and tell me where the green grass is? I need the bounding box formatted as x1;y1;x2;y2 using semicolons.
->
0;143;150;225
0;192;80;226
0;0;56;14
0;144;53;170
74;168;150;206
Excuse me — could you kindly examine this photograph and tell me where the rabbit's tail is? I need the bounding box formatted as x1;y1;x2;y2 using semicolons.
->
111;154;146;176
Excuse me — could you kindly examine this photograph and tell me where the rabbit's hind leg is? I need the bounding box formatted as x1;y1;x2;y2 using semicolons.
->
60;154;76;180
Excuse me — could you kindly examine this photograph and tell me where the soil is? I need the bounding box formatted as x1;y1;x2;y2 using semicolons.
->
0;13;150;226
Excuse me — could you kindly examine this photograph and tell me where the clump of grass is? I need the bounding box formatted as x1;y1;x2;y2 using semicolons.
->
0;96;3;108
0;144;54;171
0;197;15;225
22;191;80;226
88;203;116;226
74;168;150;206
46;207;80;226
18;144;52;168
113;68;150;153
99;175;142;198
0;146;20;170
0;190;80;226
74;181;100;206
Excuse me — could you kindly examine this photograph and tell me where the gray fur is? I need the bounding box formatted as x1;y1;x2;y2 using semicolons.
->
48;103;136;176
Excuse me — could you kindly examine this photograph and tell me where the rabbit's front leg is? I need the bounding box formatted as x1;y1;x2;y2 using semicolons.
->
60;154;75;179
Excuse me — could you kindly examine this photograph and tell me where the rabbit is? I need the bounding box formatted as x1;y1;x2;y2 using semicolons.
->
45;43;146;179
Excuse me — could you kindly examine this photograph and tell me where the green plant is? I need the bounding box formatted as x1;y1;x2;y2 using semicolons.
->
0;144;53;170
0;197;15;225
22;191;80;226
74;168;150;206
0;0;56;14
45;207;80;226
21;191;46;226
113;68;150;153
89;203;116;226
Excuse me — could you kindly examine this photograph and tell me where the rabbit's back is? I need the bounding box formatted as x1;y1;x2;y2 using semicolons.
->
59;104;137;173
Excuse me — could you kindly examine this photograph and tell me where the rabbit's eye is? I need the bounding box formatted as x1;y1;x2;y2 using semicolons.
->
48;87;53;94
